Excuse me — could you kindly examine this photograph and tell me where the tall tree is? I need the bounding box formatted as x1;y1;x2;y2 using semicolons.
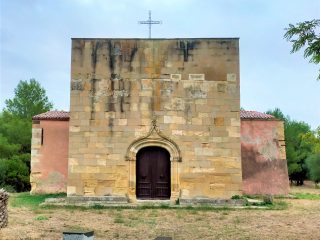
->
303;127;320;186
285;120;311;185
4;79;53;119
284;19;320;80
0;79;53;192
306;153;320;185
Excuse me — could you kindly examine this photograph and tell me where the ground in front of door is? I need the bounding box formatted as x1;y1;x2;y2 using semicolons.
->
1;184;320;240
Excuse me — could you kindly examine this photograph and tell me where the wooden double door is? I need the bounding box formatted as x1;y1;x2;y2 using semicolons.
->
136;147;171;199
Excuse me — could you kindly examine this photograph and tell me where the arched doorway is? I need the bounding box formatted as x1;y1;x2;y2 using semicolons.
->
136;147;171;199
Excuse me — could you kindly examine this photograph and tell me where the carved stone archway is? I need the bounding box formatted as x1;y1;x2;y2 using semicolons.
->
125;119;181;202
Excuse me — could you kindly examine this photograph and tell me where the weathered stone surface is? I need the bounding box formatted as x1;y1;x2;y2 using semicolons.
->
67;38;241;200
0;189;9;228
179;197;244;206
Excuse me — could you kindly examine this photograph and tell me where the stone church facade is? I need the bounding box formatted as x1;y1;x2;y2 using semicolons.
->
30;38;289;202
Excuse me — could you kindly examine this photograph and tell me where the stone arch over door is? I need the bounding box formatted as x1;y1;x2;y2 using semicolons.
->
125;120;181;202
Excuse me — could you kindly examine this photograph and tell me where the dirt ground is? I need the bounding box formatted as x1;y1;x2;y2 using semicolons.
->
1;185;320;240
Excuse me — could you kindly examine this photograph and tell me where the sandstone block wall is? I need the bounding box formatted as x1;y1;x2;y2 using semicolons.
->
30;120;69;194
241;120;289;195
68;38;241;201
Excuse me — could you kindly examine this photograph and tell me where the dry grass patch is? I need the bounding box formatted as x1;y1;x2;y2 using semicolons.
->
0;186;319;239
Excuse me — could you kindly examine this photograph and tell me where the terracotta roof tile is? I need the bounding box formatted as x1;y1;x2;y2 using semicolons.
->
32;111;70;120
240;110;275;119
32;110;275;121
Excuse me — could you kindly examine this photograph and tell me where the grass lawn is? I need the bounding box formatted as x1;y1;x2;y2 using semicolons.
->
1;186;320;240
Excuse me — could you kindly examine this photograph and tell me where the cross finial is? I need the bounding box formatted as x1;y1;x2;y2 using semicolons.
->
138;10;162;38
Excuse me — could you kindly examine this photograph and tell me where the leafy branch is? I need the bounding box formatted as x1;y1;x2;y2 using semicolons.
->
284;19;320;80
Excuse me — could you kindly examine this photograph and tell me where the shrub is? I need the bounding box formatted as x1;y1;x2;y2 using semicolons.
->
0;157;30;192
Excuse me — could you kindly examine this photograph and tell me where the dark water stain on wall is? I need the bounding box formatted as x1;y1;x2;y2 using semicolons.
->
107;40;123;75
241;144;289;195
107;41;115;74
108;117;114;133
177;40;199;62
73;40;85;67
89;41;102;120
105;75;115;112
90;78;100;120
91;41;101;71
128;45;138;72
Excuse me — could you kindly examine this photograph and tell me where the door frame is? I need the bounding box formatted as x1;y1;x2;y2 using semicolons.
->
125;123;181;203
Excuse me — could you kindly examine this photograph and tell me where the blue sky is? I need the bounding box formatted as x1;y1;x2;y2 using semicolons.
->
1;0;319;129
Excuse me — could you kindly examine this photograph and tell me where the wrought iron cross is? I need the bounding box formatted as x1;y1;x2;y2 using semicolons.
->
138;10;162;38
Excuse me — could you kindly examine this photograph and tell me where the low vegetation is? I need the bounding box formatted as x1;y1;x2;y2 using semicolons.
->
1;185;319;240
10;192;65;209
292;192;320;200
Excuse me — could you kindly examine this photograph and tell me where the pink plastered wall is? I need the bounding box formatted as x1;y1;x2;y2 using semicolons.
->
30;120;69;194
241;120;289;195
31;118;290;196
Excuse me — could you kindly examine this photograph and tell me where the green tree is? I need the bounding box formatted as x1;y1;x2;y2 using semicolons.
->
305;153;320;185
302;127;320;186
286;120;311;185
0;112;32;153
0;79;53;192
266;108;287;121
0;157;30;192
284;19;320;80
4;79;53;119
0;134;20;158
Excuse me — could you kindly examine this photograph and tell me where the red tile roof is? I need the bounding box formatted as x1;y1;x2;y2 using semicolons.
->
32;111;70;120
32;110;275;121
240;110;275;119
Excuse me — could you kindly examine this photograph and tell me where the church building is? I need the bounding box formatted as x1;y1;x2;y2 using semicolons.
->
30;38;289;203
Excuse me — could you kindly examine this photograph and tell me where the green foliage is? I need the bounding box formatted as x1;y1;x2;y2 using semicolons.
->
292;192;320;200
0;134;20;158
284;19;320;80
231;195;241;199
0;112;32;153
10;192;66;208
4;79;53;119
285;120;311;184
0;114;31;192
305;153;320;183
34;215;49;221
1;79;53;192
266;108;287;121
0;157;30;192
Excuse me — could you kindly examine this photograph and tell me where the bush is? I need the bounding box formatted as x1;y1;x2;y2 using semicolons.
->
0;157;30;192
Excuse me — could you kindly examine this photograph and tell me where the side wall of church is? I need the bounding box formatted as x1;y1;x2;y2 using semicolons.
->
241;120;289;195
30;120;69;194
68;39;241;200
